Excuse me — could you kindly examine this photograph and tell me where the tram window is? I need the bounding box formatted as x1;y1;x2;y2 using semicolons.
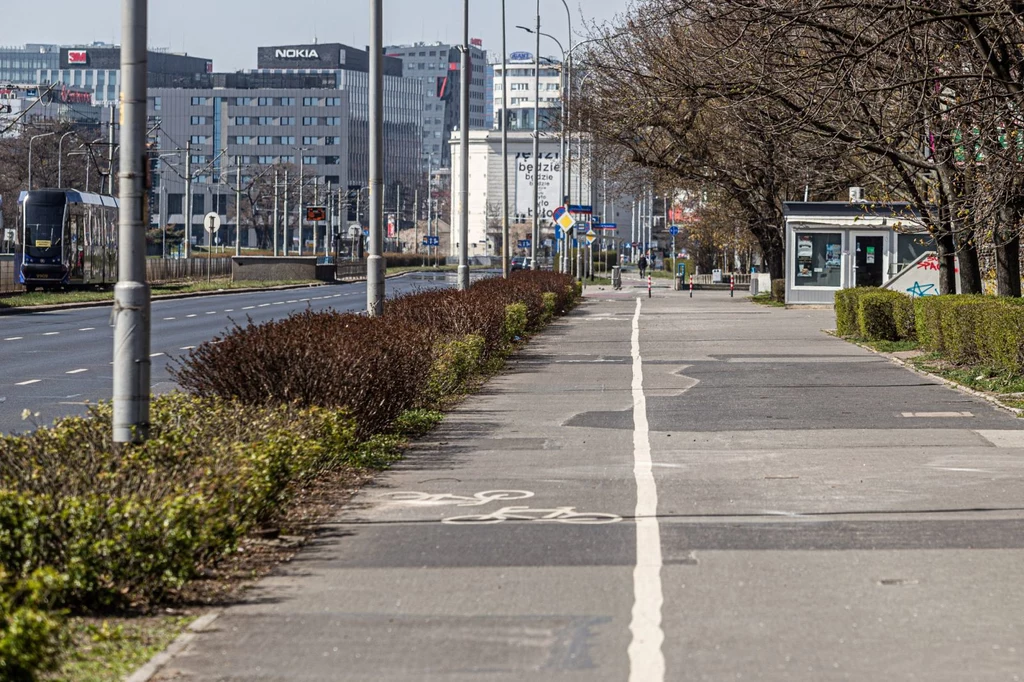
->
24;203;64;253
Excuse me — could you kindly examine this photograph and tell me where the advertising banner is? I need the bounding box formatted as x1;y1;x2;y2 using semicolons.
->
514;151;560;223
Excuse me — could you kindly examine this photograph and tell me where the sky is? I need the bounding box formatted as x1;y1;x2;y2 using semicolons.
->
7;0;633;71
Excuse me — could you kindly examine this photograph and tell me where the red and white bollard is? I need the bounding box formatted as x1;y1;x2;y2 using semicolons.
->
648;275;652;299
689;274;693;298
730;275;735;298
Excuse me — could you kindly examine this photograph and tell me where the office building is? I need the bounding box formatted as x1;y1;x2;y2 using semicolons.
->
0;83;105;138
0;44;64;84
493;52;562;131
385;40;489;169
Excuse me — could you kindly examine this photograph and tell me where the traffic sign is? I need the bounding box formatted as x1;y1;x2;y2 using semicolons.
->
585;230;597;245
422;235;440;247
552;206;567;222
347;224;362;238
556;211;575;232
575;221;588;231
594;223;617;231
568;204;593;214
306;206;327;222
555;226;563;240
203;212;221;233
518;239;531;249
669;225;680;236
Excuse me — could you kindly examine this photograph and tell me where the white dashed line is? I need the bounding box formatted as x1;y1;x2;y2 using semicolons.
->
224;309;234;313
150;352;166;358
272;301;285;305
242;306;255;310
180;346;195;350
4;337;23;341
16;379;41;386
78;327;96;331
66;369;88;374
300;298;310;302
43;332;60;336
186;314;198;318
287;300;298;304
258;304;270;308
164;317;176;321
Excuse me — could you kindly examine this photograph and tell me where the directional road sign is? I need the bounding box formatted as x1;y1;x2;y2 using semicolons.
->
594;223;617;231
669;225;680;236
585;230;597;245
555;226;563;240
518;239;531;249
422;235;440;247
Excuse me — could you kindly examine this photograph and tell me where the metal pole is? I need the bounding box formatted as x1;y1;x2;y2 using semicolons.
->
112;0;150;443
298;155;304;256
457;0;471;289
160;183;166;258
530;0;540;271
427;161;433;261
183;140;191;258
327;180;333;258
413;187;419;255
28;132;54;190
58;131;73;187
273;169;279;256
107;104;116;195
501;0;511;278
367;0;386;314
283;169;289;256
235;157;241;256
396;183;402;253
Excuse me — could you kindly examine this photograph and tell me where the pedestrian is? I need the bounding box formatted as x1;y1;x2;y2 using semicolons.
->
638;254;648;278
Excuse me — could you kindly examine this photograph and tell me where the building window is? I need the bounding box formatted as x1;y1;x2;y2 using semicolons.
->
794;233;842;288
279;116;295;125
257;155;275;164
190;96;206;105
190;116;206;125
233;116;251;125
152;96;161;111
325;97;341;106
302;155;317;165
325;117;341;126
257;136;273;145
258;97;273;106
234;135;252;144
302;136;318;145
324;155;340;165
280;97;296;106
281;155;295;164
302;97;319;106
235;97;252;106
302;116;318;126
190;135;207;144
280;136;296;145
324;136;340;145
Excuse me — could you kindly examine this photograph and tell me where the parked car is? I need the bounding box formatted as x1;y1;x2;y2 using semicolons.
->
511;256;532;271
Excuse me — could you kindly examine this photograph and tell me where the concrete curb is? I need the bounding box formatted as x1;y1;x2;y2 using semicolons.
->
832;330;1024;418
0;282;334;316
124;610;221;682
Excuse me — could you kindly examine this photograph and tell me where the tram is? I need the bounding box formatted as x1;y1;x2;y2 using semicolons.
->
14;189;119;290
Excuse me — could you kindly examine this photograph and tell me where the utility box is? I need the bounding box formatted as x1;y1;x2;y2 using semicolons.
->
712;268;723;283
611;266;622;290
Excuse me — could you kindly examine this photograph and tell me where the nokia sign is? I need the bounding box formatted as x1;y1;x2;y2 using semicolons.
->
275;48;319;59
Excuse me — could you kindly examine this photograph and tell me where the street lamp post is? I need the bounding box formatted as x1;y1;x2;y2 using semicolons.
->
367;0;385;315
501;0;510;279
531;1;540;270
57;131;74;187
28;132;55;190
457;0;470;289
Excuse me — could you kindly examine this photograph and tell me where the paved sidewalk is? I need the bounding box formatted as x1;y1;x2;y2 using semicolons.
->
156;285;1024;681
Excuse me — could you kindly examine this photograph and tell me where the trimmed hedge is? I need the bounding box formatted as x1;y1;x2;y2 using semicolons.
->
913;295;1024;371
834;287;880;337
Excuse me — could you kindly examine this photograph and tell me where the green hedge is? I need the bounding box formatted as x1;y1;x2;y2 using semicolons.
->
834;287;880;337
914;295;1024;371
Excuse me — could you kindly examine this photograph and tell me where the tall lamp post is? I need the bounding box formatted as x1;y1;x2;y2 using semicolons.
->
57;131;74;187
457;0;470;289
27;132;55;190
367;0;385;315
500;0;510;278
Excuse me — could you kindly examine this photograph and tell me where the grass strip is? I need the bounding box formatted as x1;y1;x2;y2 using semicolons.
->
0;280;319;308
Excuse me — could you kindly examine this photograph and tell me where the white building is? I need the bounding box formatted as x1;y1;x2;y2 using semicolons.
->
447;128;649;259
492;53;562;132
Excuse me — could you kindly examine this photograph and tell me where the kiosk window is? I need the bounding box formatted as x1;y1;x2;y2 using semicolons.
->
794;233;842;287
896;233;934;270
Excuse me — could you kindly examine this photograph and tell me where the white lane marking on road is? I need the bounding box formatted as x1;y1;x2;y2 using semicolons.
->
4;337;23;341
901;411;973;418
150;353;165;358
628;296;665;682
287;300;298;304
66;369;88;374
180;346;195;350
272;301;285;305
186;314;197;318
205;311;217;315
242;306;255;310
224;309;234;313
43;332;60;336
16;379;41;386
258;304;270;308
78;328;96;331
164;317;176;320
300;298;311;302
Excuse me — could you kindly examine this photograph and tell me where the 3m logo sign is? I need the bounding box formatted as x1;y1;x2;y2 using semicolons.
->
68;50;87;64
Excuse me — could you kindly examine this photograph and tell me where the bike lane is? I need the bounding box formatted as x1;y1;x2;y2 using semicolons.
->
158;292;648;681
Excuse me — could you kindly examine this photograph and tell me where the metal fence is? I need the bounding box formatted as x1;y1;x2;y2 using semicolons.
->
336;261;368;282
690;272;751;286
0;257;234;295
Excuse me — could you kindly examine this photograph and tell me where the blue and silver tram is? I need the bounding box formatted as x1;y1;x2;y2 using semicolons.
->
15;189;119;290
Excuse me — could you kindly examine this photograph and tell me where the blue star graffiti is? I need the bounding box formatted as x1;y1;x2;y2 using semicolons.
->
907;281;936;297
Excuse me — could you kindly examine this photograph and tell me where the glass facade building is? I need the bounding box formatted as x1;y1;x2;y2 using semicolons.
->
0;44;62;84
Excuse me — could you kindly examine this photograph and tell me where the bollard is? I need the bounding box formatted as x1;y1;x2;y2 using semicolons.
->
730;275;734;298
689;274;693;298
648;275;652;299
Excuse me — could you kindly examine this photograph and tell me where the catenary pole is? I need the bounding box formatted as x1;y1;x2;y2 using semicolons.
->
367;0;386;313
283;169;289;257
501;0;510;278
530;0;540;271
112;0;150;443
235;157;241;256
457;0;471;289
273;168;279;256
183;140;191;258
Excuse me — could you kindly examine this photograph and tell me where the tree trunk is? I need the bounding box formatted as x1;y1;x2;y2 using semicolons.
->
995;209;1021;297
956;234;983;295
936;232;957;295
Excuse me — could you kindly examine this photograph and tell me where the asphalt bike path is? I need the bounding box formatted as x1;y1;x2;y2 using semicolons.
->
156;278;1024;681
0;271;461;434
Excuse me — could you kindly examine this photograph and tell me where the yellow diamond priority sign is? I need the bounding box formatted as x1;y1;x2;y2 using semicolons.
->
585;229;597;245
557;211;576;232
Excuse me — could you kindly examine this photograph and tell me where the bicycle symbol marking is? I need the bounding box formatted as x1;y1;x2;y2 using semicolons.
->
379;490;535;507
442;506;623;525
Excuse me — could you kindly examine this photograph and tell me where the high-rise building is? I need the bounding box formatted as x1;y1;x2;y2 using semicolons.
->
492;52;562;132
385;40;490;169
0;44;64;84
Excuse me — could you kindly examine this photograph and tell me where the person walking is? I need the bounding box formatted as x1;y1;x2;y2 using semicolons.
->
638;254;648;279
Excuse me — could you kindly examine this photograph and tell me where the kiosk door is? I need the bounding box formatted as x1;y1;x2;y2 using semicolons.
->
854;236;884;287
